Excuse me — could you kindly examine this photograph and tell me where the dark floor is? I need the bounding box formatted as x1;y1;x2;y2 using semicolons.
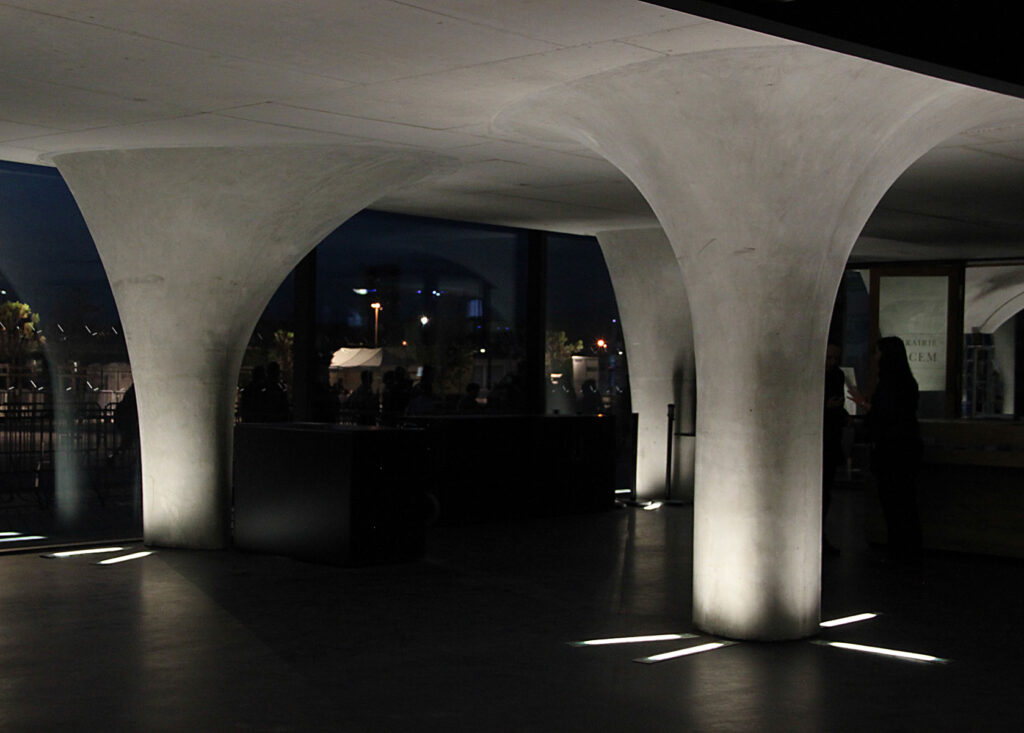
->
1;487;1022;732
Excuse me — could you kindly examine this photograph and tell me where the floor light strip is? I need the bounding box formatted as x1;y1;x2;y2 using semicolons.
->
634;641;736;664
813;640;949;664
642;501;663;511
0;535;46;543
0;531;23;536
820;612;878;628
97;551;154;565
570;633;696;647
44;547;126;558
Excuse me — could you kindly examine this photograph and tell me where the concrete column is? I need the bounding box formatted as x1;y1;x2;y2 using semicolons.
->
496;46;1022;639
596;228;695;501
54;146;452;549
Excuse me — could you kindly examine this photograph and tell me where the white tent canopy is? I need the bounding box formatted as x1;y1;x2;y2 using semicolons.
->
329;347;384;369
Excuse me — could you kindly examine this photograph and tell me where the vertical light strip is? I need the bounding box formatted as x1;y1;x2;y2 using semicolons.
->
820;612;878;628
634;641;737;664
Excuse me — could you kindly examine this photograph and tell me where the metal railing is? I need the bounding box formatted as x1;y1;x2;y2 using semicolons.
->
0;400;139;511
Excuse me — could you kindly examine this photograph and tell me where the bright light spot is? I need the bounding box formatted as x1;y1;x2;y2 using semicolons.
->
570;633;695;647
401;340;408;346
370;301;381;310
0;535;46;543
635;641;735;664
816;641;948;663
643;501;663;511
479;348;486;353
420;315;429;326
820;612;878;628
614;489;632;495
45;547;125;558
352;288;368;295
98;551;154;565
596;338;607;349
0;531;22;537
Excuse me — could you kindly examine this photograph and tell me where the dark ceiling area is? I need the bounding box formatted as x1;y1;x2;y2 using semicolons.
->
646;1;1024;99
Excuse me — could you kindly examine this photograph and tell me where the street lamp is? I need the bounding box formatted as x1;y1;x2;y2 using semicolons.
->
370;302;382;346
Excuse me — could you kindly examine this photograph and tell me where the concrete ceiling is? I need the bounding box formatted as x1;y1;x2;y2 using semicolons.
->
1;0;1021;260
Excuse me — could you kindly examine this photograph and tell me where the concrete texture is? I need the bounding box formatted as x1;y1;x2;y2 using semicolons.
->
597;227;695;501
2;4;1023;255
496;45;1024;639
54;145;454;549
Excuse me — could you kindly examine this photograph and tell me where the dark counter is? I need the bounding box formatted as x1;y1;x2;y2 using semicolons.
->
233;423;427;565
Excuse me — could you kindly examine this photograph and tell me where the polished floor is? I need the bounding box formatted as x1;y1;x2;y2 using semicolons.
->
1;488;1022;732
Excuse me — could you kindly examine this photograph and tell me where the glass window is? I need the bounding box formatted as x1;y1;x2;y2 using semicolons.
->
0;161;140;547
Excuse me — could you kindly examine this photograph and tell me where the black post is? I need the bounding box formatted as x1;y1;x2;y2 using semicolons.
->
666;403;675;500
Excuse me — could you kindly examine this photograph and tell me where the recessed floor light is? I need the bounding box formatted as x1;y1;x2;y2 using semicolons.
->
97;551;154;565
570;633;696;647
44;547;126;558
0;535;46;543
820;612;878;628
813;640;949;664
634;641;737;664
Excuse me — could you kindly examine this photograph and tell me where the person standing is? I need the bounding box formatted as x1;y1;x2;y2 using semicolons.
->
856;336;924;567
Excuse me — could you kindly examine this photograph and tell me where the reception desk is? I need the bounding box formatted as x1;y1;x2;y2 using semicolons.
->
233;415;619;564
233;423;428;565
864;418;1024;558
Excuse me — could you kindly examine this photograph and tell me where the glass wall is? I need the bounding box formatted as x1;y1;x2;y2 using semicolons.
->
545;232;627;417
0;158;631;547
0;161;140;548
837;261;1024;420
239;216;630;425
238;211;534;422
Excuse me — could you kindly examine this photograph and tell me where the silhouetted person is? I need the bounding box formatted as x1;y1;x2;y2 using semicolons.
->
380;366;412;424
579;378;602;414
457;382;482;413
345;369;378;425
263;361;290;422
822;342;847;556
547;374;576;415
406;367;438;415
858;336;923;567
238;365;267;422
113;383;139;453
309;361;341;424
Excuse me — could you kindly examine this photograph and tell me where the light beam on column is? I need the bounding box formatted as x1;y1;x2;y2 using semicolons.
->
596;227;695;502
496;45;1024;640
54;145;455;549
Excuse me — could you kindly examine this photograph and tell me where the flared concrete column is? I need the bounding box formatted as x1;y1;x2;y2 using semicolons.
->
497;46;1022;639
54;146;452;549
596;228;695;501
